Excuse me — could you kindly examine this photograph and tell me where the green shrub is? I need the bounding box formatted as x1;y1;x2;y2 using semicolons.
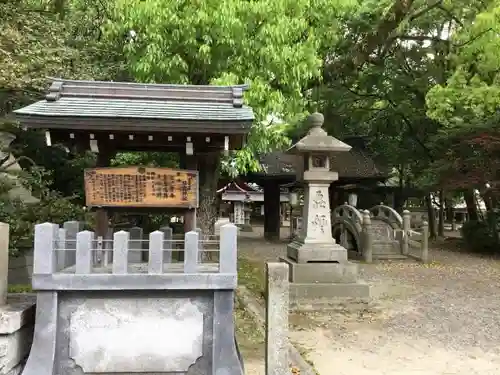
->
461;220;497;253
0;166;90;255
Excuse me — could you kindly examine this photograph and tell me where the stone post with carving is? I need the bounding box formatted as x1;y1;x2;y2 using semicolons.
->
280;113;371;302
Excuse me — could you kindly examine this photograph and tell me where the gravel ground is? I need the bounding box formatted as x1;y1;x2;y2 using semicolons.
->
237;226;500;375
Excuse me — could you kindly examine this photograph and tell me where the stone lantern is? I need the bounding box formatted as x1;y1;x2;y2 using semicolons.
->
280;113;370;301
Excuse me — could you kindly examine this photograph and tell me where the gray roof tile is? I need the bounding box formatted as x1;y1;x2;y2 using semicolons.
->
14;78;255;122
15;97;254;121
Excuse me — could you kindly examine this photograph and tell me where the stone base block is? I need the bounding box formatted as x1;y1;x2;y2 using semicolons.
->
289;281;372;301
279;257;358;284
287;240;348;263
0;294;36;375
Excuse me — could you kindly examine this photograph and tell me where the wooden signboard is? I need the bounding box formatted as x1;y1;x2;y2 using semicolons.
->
84;167;198;208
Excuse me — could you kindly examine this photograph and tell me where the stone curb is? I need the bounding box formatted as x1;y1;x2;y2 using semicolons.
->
236;286;318;375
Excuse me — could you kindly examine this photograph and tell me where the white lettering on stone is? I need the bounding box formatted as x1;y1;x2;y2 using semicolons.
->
69;298;203;373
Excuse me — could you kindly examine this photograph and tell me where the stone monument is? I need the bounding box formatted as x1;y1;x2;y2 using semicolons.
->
280;112;371;301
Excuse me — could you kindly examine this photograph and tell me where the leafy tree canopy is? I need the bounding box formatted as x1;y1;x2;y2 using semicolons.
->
101;0;352;173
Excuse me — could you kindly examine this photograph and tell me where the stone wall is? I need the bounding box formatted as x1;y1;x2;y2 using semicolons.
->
0;223;35;375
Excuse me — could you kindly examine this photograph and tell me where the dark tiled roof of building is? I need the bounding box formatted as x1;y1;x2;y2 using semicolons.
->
14;79;254;132
259;152;301;176
217;181;261;193
257;136;389;180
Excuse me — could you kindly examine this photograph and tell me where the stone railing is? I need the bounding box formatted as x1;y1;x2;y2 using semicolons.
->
401;211;430;263
0;223;36;375
24;222;243;375
0;220;294;375
333;205;431;263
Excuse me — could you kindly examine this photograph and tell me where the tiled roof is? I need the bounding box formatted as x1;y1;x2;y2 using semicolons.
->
14;79;254;129
15;97;254;121
257;137;389;180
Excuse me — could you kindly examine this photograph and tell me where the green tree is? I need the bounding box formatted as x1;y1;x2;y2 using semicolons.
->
425;1;500;236
316;0;493;235
101;0;351;232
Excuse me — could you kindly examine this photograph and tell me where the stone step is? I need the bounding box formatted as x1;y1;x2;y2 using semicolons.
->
373;241;400;254
372;240;407;260
373;253;408;260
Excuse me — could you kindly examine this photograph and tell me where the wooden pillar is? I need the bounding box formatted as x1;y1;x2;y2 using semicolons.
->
183;155;197;233
263;181;281;241
95;144;114;238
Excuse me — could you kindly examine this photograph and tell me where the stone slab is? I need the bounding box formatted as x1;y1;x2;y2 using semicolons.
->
289;281;372;300
373;254;408;260
287;240;348;263
280;257;358;284
0;324;34;375
265;263;288;375
0;295;36;334
69;298;204;373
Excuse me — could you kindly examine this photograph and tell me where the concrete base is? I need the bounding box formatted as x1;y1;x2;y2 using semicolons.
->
289;282;372;300
280;257;372;301
287;240;348;263
279;257;358;283
0;294;36;375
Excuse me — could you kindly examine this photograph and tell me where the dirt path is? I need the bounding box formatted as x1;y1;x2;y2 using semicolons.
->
238;228;500;375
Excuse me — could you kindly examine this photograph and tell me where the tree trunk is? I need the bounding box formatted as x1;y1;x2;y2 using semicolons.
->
197;152;220;236
53;0;65;19
425;193;437;239
395;164;405;212
464;189;479;221
444;198;453;223
438;190;445;237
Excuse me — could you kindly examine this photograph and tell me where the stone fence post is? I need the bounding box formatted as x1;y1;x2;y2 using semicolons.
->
362;210;372;263
0;222;9;306
266;262;289;375
402;210;410;256
421;221;429;263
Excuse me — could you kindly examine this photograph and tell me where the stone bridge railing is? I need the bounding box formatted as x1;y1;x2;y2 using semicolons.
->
332;204;430;263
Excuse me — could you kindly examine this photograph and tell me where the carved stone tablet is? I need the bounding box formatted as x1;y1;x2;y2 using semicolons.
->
69;298;203;372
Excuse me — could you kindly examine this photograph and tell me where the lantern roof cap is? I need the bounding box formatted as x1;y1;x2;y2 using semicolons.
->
287;112;351;154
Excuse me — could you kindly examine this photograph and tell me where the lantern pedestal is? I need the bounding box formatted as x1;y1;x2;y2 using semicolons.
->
280;112;371;302
286;178;348;263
